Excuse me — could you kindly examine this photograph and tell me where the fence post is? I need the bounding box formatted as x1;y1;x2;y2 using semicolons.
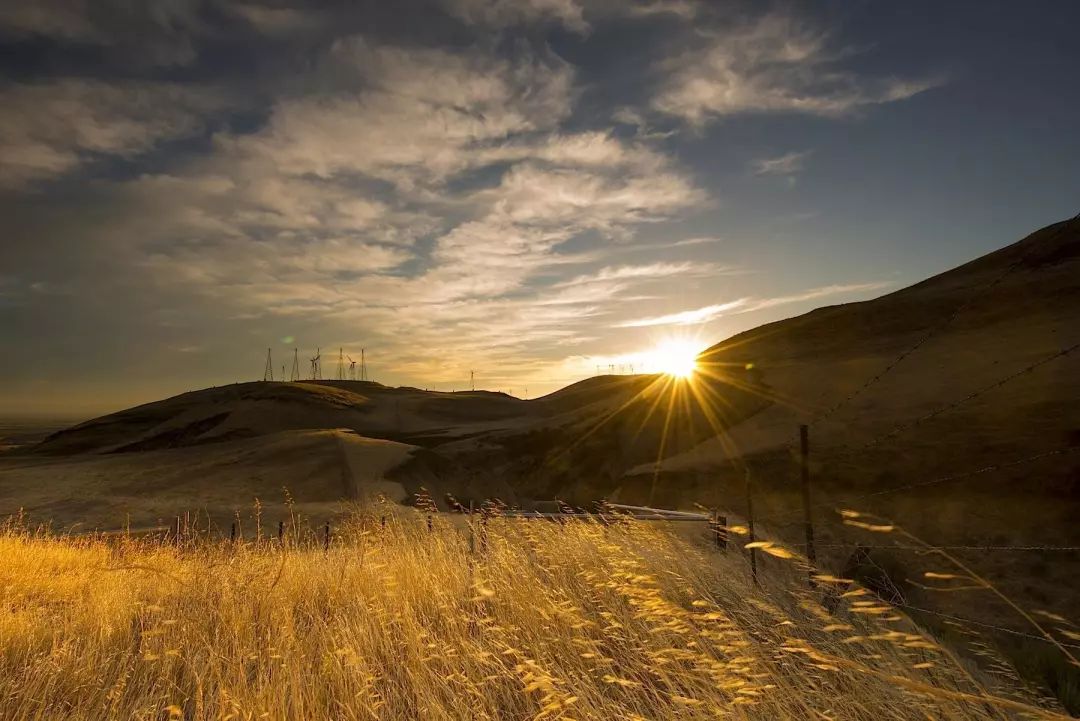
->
381;515;386;531
230;521;236;543
480;507;489;554
745;467;758;586
323;522;330;552
800;424;817;589
427;514;433;533
174;515;182;548
278;520;284;543
713;510;727;551
468;501;476;555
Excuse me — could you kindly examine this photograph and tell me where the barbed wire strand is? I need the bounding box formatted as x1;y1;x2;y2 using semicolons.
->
757;445;1080;525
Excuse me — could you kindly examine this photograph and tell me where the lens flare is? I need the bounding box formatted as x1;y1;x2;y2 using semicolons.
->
649;339;699;379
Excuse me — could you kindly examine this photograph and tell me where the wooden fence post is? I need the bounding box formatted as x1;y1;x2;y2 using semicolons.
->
713;511;727;551
230;521;236;543
800;424;817;589
427;514;433;533
174;515;182;548
323;522;330;552
745;467;758;586
380;515;387;531
278;520;284;543
468;501;476;555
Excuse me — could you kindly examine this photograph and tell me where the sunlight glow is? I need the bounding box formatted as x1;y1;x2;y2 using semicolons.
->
648;339;699;379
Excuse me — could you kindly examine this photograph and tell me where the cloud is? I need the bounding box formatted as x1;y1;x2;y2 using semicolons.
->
0;0;208;65
559;262;699;286
615;300;747;327
652;12;942;125
615;281;893;328
72;34;708;379
0;80;224;189
440;0;589;32
752;150;811;176
735;281;893;313
228;38;574;189
623;0;698;19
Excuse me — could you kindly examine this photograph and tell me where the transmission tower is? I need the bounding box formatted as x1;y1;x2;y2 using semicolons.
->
290;348;300;381
361;348;367;381
263;348;273;381
470;370;475;391
337;348;345;381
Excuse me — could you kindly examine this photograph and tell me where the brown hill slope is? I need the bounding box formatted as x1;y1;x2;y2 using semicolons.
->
623;217;1080;698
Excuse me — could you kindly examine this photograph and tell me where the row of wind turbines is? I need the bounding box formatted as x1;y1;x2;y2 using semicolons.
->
262;347;368;383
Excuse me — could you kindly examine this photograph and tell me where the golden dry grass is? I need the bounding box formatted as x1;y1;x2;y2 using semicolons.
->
0;509;1067;721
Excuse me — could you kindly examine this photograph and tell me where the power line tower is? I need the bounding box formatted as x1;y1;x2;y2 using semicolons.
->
263;348;273;381
337;348;345;381
290;348;300;382
361;348;367;381
470;370;475;391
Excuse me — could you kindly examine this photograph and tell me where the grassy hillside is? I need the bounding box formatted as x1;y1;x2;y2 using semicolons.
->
0;510;1070;720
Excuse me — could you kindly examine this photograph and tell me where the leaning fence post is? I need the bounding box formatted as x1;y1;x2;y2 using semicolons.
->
745;467;758;586
800;424;817;589
323;522;330;552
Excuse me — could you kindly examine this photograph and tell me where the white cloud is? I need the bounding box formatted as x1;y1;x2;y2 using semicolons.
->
752;150;811;176
652;12;942;125
615;300;747;328
77;35;709;381
735;281;892;313
559;262;698;286
615;281;893;329
228;38;574;189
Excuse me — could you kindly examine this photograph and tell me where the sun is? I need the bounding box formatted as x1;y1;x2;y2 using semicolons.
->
650;339;699;379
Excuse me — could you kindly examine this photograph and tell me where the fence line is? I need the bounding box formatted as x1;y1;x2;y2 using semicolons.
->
799;543;1080;552
892;602;1080;652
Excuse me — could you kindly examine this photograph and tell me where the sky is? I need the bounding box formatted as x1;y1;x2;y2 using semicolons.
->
1;0;1078;418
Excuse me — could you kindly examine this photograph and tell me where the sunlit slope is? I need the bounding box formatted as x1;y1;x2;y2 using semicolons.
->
644;216;1079;482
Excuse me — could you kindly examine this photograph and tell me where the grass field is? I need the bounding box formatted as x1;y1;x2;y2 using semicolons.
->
0;508;1070;720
